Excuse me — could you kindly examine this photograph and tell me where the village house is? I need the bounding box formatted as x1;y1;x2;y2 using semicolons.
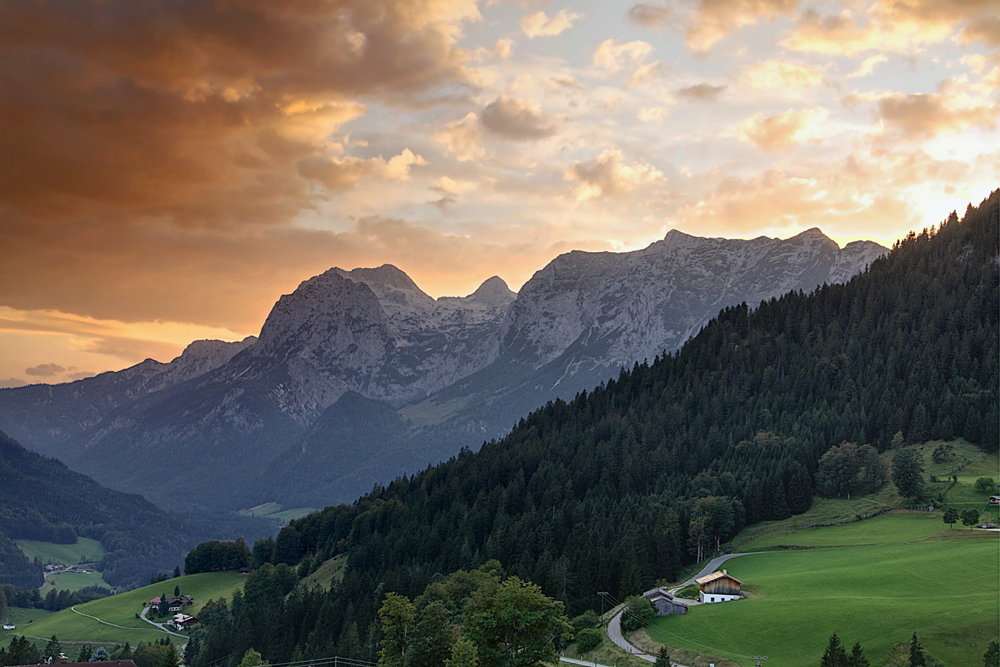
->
168;613;199;630
3;620;15;630
695;569;743;603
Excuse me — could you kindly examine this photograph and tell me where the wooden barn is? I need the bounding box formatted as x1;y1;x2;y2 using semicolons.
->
695;569;743;603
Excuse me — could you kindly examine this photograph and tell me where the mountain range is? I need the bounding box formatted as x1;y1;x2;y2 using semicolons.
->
0;228;886;510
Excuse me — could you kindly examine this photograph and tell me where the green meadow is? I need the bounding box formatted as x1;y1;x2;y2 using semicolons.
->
299;554;347;591
42;571;114;594
17;538;106;565
7;572;247;648
647;513;998;667
238;502;316;523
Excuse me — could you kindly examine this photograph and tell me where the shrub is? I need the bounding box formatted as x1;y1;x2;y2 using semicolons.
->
974;477;999;494
576;628;602;653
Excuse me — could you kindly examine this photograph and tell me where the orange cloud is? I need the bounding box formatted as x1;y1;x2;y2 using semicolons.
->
593;39;655;75
740;60;826;91
0;0;479;229
480;96;559;140
567;149;664;201
520;9;580;38
784;1;998;55
736;109;829;151
629;0;799;51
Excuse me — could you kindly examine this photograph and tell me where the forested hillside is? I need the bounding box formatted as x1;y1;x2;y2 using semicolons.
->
184;193;998;667
0;431;272;590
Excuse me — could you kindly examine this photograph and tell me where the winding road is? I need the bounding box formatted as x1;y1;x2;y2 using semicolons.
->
604;552;768;666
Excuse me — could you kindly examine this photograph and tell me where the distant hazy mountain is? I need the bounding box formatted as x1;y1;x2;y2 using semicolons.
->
0;430;270;590
0;229;884;510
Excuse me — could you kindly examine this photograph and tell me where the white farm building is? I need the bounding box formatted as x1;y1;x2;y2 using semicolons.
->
695;570;743;603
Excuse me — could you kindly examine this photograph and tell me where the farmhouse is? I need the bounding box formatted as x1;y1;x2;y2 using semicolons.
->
3;620;14;630
989;495;999;506
695;569;743;603
169;613;199;629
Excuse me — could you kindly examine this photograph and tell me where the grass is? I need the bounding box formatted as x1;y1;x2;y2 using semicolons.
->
17;538;107;565
300;554;347;591
0;608;53;635
42;570;114;593
238;502;316;523
643;513;998;667
729;485;902;551
9;572;247;648
739;510;953;550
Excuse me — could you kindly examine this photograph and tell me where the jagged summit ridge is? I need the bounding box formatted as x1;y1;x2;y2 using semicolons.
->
0;226;886;509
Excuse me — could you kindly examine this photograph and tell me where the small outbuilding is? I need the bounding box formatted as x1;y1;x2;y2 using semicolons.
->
643;588;688;615
3;620;15;630
695;569;743;603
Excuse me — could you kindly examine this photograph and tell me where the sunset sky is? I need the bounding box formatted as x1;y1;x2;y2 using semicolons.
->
1;0;997;387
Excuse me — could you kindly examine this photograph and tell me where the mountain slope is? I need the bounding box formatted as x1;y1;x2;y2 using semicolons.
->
0;336;256;459
0;430;271;589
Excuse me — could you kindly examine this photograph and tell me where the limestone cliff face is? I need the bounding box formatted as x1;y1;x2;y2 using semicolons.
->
501;229;885;371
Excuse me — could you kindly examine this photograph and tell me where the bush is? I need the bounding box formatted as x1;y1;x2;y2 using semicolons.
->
974;477;999;494
571;610;600;632
620;596;655;633
576;628;602;653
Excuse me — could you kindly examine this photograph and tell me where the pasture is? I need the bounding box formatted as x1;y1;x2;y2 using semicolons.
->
647;513;998;667
42;571;113;593
17;538;106;565
7;571;247;648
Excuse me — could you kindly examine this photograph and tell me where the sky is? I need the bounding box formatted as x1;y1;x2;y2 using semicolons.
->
0;0;997;387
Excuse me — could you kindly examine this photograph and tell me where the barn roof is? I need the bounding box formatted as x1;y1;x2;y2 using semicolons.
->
695;571;743;586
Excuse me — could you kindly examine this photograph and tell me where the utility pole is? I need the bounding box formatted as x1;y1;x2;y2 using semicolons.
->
751;656;768;667
598;592;608;622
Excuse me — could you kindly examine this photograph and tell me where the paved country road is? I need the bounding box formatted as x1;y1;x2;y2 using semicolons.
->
605;552;770;666
140;606;188;639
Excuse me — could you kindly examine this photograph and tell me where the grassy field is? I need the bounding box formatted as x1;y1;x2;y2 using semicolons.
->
300;554;347;591
238;502;316;523
7;572;248;648
739;510;955;550
645;513;998;667
42;571;114;593
18;538;106;565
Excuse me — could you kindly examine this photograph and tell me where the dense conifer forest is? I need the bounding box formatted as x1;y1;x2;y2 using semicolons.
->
184;192;996;667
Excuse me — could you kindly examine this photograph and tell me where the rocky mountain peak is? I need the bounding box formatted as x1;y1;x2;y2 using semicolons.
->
333;265;434;307
468;276;516;307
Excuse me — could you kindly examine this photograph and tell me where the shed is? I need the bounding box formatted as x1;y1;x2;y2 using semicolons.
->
695;570;743;603
643;588;688;615
3;620;14;630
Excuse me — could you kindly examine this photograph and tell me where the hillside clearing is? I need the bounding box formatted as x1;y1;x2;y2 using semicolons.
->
644;513;998;667
17;538;106;565
8;572;247;648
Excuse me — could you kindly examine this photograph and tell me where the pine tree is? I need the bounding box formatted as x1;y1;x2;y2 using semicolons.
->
846;641;869;667
821;632;848;667
908;632;926;666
